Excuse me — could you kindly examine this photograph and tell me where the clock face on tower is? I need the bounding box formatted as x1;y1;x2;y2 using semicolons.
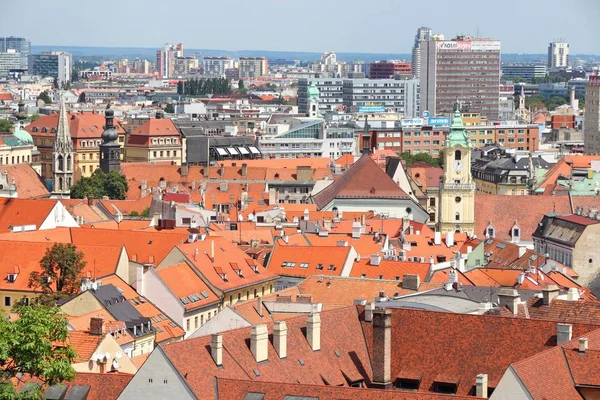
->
454;160;463;172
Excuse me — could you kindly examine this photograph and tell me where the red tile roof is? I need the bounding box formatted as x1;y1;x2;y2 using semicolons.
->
350;258;430;281
0;164;49;199
267;244;352;278
67;331;103;363
64;372;133;400
156;262;219;311
313;154;409;209
0;198;57;233
130;118;178;136
25;111;126;139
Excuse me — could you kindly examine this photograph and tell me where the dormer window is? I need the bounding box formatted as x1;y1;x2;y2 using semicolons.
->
511;222;521;243
433;375;459;395
486;222;496;239
7;273;17;283
41;127;47;133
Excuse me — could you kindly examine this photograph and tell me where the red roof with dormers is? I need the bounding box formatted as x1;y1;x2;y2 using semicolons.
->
25;111;125;139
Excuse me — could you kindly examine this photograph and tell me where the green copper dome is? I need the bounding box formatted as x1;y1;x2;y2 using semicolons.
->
13;125;33;145
307;82;320;98
445;109;470;148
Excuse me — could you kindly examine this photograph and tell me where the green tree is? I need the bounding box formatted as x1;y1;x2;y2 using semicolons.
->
29;243;87;305
0;120;13;133
164;103;175;113
0;305;76;398
238;79;245;90
141;207;150;217
29;114;41;122
37;91;52;104
70;169;129;200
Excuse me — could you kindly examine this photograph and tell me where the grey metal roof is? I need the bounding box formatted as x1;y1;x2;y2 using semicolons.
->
44;384;68;400
91;284;151;337
243;393;266;400
65;385;91;400
185;135;257;164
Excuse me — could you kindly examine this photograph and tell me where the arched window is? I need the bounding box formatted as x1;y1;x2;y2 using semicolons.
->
57;155;64;171
454;150;462;161
312;104;316;112
67;155;71;171
58;177;63;191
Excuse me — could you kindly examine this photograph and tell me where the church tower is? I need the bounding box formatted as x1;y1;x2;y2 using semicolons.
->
438;109;475;234
52;92;73;197
99;104;121;174
306;82;320;118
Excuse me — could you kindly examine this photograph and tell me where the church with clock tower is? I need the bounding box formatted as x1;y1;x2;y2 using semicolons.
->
438;109;476;234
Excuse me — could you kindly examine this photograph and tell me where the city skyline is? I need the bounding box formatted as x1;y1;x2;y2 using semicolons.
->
1;0;599;55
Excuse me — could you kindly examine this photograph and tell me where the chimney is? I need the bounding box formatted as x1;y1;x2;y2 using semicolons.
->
181;165;189;176
273;321;287;359
360;214;366;227
306;313;321;351
219;164;225;176
409;224;414;235
542;285;559;305
257;296;263;317
268;188;276;205
136;264;145;295
219;181;228;192
557;323;573;345
579;337;588;354
446;231;454;247
370;254;382;266
434;231;441;245
87;196;94;207
402;216;410;233
476;374;488;398
250;324;268;362
90;317;104;336
497;288;520;315
210;333;223;366
210;240;215;261
303;208;310;220
352;221;361;239
567;287;580;301
372;308;392;389
241;163;247;177
296;166;312;182
365;301;375;322
402;274;420;291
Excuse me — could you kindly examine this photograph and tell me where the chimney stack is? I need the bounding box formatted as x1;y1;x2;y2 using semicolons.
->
219;164;225;176
446;231;454;247
401;274;420;291
557;323;573;345
434;231;441;245
90;317;104;336
210;333;223;366
257;296;263;317
476;374;488;398
306;313;321;351
372;308;392;389
365;301;375;322
251;324;269;362
497;288;520;315
542;285;560;305
579;337;588;354
567;287;580;301
273;321;287;359
241;163;247;177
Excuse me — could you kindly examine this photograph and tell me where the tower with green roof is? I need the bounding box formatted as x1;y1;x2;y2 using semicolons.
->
438;108;475;235
306;82;320;118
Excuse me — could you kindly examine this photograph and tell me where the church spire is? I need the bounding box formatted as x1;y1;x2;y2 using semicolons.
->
55;92;73;154
445;108;470;148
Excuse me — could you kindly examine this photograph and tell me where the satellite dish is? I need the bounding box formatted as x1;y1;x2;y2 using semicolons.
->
247;213;254;221
112;359;120;370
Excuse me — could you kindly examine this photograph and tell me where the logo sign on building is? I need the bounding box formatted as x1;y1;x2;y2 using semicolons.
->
470;41;501;51
436;41;472;51
358;105;385;113
427;117;451;127
422;110;430;118
401;118;424;127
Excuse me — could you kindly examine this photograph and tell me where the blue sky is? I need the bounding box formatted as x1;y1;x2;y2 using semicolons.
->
1;0;599;54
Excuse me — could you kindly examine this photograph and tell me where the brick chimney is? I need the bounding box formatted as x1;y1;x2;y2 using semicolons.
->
90;317;104;335
557;323;572;345
372;308;392;389
210;333;223;366
402;274;420;291
476;374;488;398
273;321;287;359
365;301;375;322
241;163;247;177
497;288;520;315
306;313;321;351
542;285;559;305
251;324;268;362
296;166;312;182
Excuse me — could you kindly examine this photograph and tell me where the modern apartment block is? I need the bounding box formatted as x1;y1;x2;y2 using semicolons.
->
548;41;569;69
0;36;30;69
202;56;234;75
584;74;600;154
420;35;501;120
238;57;268;79
411;27;432;79
0;50;22;78
369;61;412;79
501;64;548;83
28;51;72;86
343;78;420;116
156;43;183;78
298;78;344;114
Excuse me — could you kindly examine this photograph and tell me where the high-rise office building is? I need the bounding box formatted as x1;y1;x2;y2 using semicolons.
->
420;35;501;120
0;50;22;78
411;27;432;79
584;74;600;154
203;57;234;75
547;41;569;69
156;43;183;78
369;61;412;79
238;57;268;79
0;36;30;69
28;52;72;87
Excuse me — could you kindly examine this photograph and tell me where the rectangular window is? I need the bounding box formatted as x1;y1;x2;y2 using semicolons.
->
4;296;10;307
186;319;190;331
194;316;198;329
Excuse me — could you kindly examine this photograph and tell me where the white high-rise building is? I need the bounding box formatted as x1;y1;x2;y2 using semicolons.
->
202;57;234;75
547;41;569;69
411;27;432;79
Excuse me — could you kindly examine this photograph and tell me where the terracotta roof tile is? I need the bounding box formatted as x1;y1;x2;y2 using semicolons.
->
0;198;57;233
0;164;49;199
267;244;352;278
130;118;179;137
64;372;133;400
25;111;126;139
350;258;430;281
156;262;219;311
67;331;103;363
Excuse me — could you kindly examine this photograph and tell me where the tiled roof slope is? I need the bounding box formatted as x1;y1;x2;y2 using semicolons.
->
161;306;372;400
216;378;476;400
359;307;598;396
156;262;219;312
65;372;133;400
313;154;409;209
266;244;351;278
474;194;572;241
67;331;103;363
0;164;49;199
25;111;126;138
0;198;57;233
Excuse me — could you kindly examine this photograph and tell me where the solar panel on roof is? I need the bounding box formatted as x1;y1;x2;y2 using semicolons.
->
169;322;178;328
65;385;91;400
243;393;265;400
497;243;507;249
45;384;68;400
201;291;209;298
180;297;190;304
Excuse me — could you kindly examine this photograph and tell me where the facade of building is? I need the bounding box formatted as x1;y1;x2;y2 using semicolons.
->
438;110;475;234
28;52;72;87
584;75;600;154
124;113;182;165
202;57;234;75
420;36;501;120
0;50;22;78
342;78;420;116
238;57;268;79
156;43;183;78
0;36;30;69
52;95;73;196
0;134;35;170
501;64;547;83
411;26;432;79
547;41;569;69
298;78;344;114
368;61;412;79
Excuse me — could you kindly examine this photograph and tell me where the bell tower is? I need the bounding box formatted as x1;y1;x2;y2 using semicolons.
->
99;104;121;174
306;82;320;118
52;92;74;197
438;108;475;234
